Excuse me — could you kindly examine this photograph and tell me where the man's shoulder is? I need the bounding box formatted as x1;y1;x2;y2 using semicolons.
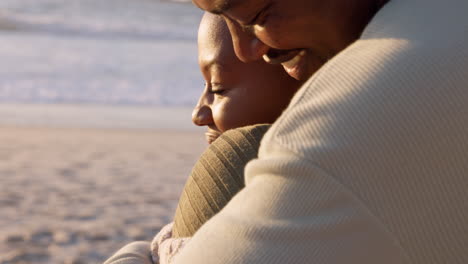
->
266;0;468;156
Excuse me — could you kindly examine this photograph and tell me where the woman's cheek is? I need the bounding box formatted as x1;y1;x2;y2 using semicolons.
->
211;100;230;132
218;96;245;132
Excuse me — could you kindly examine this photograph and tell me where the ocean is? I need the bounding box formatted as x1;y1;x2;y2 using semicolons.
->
0;0;203;107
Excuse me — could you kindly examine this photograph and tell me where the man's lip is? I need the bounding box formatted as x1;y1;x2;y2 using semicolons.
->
281;50;306;69
262;49;303;65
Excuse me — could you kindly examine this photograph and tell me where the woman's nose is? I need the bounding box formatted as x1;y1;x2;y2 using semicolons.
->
192;104;214;126
225;19;270;63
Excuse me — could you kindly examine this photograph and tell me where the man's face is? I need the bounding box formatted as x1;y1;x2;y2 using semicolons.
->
192;0;376;80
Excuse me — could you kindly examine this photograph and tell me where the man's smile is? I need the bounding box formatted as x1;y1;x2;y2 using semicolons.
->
263;48;308;80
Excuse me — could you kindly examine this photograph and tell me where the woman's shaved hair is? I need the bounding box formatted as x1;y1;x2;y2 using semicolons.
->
198;12;233;53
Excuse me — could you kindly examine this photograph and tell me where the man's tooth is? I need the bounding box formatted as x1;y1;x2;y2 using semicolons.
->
264;50;305;65
263;54;272;63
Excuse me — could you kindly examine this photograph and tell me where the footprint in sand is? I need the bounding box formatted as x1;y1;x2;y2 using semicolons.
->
29;228;54;246
57;168;78;178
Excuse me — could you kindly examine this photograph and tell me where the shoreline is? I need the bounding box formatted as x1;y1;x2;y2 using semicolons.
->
0;103;203;131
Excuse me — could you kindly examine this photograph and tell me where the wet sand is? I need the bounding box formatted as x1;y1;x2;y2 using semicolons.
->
0;126;206;263
0;19;20;31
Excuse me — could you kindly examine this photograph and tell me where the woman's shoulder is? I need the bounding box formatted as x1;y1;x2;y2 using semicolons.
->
216;124;271;156
172;124;271;238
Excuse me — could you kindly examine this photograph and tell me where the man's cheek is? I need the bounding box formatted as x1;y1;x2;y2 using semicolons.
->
255;24;290;50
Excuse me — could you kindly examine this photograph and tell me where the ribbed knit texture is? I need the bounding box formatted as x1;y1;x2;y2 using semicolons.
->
175;0;468;263
172;124;270;238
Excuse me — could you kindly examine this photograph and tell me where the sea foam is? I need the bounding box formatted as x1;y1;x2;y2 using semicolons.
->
0;0;203;106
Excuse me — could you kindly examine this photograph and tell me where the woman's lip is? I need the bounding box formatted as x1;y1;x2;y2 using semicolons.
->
262;49;303;65
205;130;221;144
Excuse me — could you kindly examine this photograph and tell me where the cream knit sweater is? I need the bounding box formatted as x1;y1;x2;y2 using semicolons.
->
174;0;468;263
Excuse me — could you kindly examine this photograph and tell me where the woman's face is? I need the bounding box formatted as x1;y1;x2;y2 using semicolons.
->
192;15;302;144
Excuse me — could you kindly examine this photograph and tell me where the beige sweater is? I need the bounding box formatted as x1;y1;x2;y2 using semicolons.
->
174;0;468;263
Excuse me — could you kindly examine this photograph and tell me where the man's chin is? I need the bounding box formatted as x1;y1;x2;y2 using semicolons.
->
283;64;310;81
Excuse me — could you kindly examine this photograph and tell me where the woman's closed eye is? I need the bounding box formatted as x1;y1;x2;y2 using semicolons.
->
210;83;227;95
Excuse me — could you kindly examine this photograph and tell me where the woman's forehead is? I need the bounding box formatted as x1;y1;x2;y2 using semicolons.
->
193;0;224;13
198;13;233;55
194;0;239;14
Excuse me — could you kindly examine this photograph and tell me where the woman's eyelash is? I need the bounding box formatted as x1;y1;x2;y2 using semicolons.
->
210;89;225;95
209;83;226;95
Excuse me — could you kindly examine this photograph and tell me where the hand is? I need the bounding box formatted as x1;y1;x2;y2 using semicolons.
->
151;223;191;264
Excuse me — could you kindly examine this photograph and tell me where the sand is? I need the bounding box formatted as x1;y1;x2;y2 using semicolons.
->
0;126;206;264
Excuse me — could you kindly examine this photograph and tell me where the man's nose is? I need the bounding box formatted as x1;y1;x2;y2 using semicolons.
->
192;104;214;126
226;20;269;62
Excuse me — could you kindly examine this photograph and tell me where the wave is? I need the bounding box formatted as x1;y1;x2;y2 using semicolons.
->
0;0;201;41
0;16;197;41
0;0;203;107
1;20;195;42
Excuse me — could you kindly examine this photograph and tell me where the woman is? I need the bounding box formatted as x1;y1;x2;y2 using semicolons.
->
104;13;304;264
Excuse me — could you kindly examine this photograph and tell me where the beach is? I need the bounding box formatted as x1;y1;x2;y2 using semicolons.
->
0;0;202;106
0;123;206;264
0;0;206;262
0;104;207;264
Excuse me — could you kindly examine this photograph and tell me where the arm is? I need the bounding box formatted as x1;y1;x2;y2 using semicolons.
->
151;222;191;264
172;141;410;264
102;225;190;264
103;241;153;264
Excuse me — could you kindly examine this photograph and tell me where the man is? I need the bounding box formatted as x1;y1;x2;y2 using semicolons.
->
192;0;390;81
172;0;468;263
